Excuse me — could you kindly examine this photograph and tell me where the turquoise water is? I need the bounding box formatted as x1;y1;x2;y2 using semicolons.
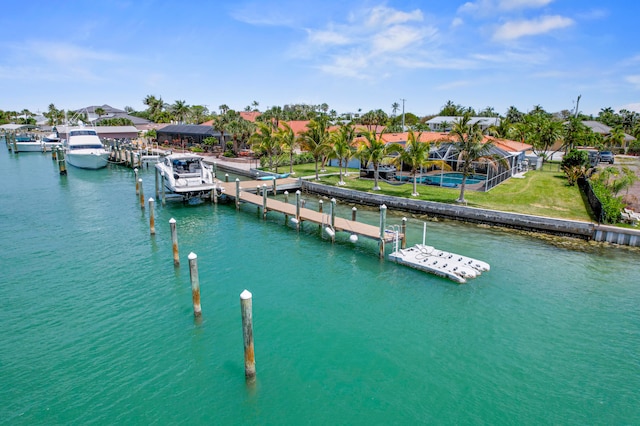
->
1;150;639;424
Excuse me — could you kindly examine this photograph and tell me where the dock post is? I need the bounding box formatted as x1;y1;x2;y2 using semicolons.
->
155;167;159;199
295;190;301;231
188;253;202;317
240;289;256;380
262;184;268;219
213;185;218;204
170;218;179;266
213;162;217;175
235;179;241;210
352;206;357;221
161;172;166;206
149;198;156;235
318;200;323;231
138;179;145;209
51;146;57;161
330;198;336;229
225;173;229;183
11;133;18;153
57;147;67;175
284;191;289;204
129;149;135;169
272;178;277;195
379;204;387;259
134;168;139;195
401;217;407;249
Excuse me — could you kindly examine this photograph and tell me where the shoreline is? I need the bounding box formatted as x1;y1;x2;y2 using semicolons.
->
205;156;640;248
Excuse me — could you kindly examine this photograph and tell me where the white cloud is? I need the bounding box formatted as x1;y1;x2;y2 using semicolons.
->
493;15;574;41
625;75;640;89
451;17;464;28
458;0;553;14
307;29;350;46
372;26;426;53
364;6;423;27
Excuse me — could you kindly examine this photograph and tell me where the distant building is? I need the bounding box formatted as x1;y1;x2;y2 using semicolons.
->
74;105;151;126
425;116;500;132
581;120;635;143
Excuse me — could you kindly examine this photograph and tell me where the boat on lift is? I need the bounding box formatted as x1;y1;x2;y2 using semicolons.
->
155;153;216;201
14;134;42;152
41;133;63;151
64;128;110;169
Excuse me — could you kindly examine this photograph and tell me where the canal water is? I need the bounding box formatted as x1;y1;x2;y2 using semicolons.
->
1;150;639;424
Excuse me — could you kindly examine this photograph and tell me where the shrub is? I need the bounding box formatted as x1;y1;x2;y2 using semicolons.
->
561;149;589;186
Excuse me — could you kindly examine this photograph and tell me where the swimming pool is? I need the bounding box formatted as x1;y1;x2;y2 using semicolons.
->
421;172;487;186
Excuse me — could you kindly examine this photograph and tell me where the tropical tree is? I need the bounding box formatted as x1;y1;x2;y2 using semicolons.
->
330;122;356;185
391;102;400;117
94;107;106;120
560;149;589;186
392;130;431;196
249;122;280;171
357;129;402;190
143;95;165;122
276;122;298;174
607;126;627;153
299;117;333;180
171;100;189;124
450;113;506;203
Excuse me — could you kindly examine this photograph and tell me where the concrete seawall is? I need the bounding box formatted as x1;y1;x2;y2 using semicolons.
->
302;181;640;247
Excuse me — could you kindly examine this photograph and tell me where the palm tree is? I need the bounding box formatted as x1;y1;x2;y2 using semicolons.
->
299;117;332;180
450;113;506;203
94;107;106;122
357;129;402;190
172;100;189;124
330;122;356;185
276;122;298;174
392;131;433;196
143;95;164;122
391;102;400;117
249;122;280;171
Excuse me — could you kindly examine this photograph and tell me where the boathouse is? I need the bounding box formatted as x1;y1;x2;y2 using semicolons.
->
156;124;225;148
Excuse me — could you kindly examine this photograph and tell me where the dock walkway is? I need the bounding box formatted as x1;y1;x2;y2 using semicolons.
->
216;178;399;243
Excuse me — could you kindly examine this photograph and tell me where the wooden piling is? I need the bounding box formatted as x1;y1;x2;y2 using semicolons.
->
401;217;407;249
295;190;301;230
235;179;241;210
272;179;277;195
352;206;357;221
51;146;57;161
240;289;256;379
330;198;336;229
262;184;268;219
155;167;159;199
379;204;387;258
170;218;179;266
149;198;156;235
138;179;145;209
135;168;139;195
161;172;166;206
188;252;202;317
57;147;67;175
225;173;229;183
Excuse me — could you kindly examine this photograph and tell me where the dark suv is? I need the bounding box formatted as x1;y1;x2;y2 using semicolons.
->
599;151;614;164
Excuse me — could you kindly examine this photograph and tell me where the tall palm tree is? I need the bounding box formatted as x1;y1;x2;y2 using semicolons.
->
172;100;189;124
249;122;280;171
357;129;402;190
451;113;506;203
330;122;356;185
143;95;164;122
276;122;298;174
391;102;400;117
299;117;332;180
392;131;438;196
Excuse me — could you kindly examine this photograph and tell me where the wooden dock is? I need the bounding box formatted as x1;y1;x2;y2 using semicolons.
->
216;178;402;248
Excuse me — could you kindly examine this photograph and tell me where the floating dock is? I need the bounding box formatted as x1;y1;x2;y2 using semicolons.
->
389;243;490;284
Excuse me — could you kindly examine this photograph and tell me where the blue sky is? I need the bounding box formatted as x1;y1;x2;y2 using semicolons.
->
1;0;639;117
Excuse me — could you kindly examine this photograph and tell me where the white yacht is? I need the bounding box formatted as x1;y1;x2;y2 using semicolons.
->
64;128;109;169
41;133;63;151
155;153;216;200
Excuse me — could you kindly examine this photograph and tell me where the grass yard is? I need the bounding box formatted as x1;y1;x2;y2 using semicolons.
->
305;165;593;222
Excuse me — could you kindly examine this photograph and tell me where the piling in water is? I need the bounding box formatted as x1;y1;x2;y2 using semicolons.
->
154;167;159;199
138;179;145;209
170;218;179;266
235;179;240;210
240;289;256;379
188;252;202;317
135;168;139;195
401;217;407;249
262;184;268;219
161;172;166;206
149;198;156;235
352;206;357;221
379;204;387;258
57;147;67;175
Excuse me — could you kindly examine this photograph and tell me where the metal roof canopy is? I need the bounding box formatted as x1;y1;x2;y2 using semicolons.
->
157;124;221;137
0;124;37;131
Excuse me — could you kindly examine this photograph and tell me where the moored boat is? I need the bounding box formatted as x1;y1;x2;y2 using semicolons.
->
14;134;43;152
64;128;110;169
155;153;216;200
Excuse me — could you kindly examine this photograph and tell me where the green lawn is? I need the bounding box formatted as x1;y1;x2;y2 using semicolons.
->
296;164;593;222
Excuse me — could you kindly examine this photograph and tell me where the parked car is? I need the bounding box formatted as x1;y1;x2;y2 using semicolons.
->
599;151;614;164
